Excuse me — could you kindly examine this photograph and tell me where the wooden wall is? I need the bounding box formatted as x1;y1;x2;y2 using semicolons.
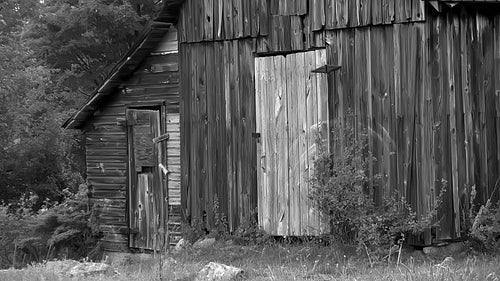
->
85;30;180;251
180;39;257;231
326;6;500;243
177;0;426;53
177;1;500;243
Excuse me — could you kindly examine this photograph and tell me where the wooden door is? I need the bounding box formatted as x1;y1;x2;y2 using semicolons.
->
255;50;329;236
127;109;166;250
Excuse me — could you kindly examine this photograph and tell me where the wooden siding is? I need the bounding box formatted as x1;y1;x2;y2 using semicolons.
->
325;7;500;243
177;0;426;49
85;30;180;251
180;40;257;231
255;50;328;236
174;1;500;243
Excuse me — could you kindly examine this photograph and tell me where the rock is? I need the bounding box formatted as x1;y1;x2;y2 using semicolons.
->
195;262;243;281
66;262;115;277
43;260;117;277
193;237;216;249
435;256;455;268
423;242;467;260
423;246;440;256
174;238;191;253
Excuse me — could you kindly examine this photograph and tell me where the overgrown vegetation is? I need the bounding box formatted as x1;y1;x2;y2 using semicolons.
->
0;184;102;269
0;0;162;270
466;185;500;254
181;197;272;246
2;242;500;281
309;121;443;263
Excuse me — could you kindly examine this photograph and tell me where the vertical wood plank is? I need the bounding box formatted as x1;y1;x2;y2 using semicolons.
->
243;0;251;37
255;58;263;229
239;40;256;225
216;42;229;223
311;0;325;31
494;14;500;203
276;56;289;235
291;16;304;51
336;0;348;28
306;50;320;235
359;0;371;26
204;0;214;40
382;0;395;24
224;0;233;39
231;40;242;228
180;45;190;223
223;41;234;230
412;0;425;22
259;0;269;36
214;0;224;40
372;0;382;25
233;0;243;38
447;14;461;236
287;54;301;235
325;0;336;29
206;43;216;227
316;49;328;233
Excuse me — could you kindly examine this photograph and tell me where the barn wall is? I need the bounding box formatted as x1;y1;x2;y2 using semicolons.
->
177;1;500;243
85;30;180;251
180;39;257;231
326;6;500;243
177;0;426;52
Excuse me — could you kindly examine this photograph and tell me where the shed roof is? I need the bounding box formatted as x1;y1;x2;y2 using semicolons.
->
63;0;185;129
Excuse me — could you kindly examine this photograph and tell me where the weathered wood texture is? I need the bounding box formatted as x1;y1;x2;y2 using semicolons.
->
255;50;328;236
177;0;426;48
85;29;180;251
180;39;257;232
326;6;500;244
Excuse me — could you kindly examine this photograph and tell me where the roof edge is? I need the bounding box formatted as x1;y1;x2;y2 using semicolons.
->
62;21;172;130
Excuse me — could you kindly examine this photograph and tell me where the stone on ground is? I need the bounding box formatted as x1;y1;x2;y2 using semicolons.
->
174;238;191;253
193;237;216;249
43;260;117;277
195;262;243;281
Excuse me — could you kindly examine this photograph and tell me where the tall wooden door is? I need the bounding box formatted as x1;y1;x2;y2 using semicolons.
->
255;50;329;236
127;109;166;250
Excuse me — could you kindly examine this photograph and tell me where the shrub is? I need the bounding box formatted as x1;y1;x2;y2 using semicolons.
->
309;121;441;262
468;185;500;253
0;184;101;269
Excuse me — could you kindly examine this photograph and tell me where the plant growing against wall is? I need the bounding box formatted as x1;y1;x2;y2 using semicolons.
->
466;184;500;253
309;118;442;263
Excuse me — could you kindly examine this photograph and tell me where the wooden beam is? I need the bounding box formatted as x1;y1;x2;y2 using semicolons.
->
153;133;170;143
311;64;341;73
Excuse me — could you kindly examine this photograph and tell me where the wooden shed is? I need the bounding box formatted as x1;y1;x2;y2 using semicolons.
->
65;0;500;251
63;18;182;251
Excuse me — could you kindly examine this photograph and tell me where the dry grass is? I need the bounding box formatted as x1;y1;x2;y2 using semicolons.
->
1;242;499;281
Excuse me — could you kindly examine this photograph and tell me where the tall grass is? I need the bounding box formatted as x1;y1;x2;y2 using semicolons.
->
1;242;498;281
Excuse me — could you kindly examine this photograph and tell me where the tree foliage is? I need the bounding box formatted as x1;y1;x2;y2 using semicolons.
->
0;0;160;208
0;0;161;268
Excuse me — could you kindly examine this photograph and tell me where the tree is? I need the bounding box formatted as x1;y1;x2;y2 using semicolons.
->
24;0;161;97
0;0;161;210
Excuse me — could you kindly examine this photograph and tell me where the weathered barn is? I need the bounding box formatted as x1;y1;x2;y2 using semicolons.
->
65;0;500;251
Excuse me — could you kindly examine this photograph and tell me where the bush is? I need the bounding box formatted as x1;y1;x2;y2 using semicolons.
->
309;122;440;262
0;184;101;269
468;185;500;253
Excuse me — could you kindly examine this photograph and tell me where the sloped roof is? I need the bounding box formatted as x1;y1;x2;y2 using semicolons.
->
63;0;185;129
156;0;185;23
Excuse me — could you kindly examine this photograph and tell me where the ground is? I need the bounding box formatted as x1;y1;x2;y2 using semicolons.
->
1;241;499;281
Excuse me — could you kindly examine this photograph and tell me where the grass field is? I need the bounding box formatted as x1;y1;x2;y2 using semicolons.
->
1;242;499;281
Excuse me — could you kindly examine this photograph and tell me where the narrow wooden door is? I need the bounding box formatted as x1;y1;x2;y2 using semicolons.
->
255;50;329;236
127;109;166;250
